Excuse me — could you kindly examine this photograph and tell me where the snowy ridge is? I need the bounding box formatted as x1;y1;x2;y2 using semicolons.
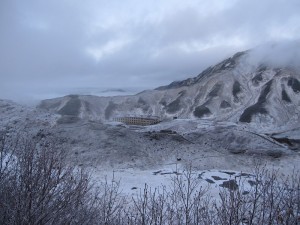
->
39;48;300;132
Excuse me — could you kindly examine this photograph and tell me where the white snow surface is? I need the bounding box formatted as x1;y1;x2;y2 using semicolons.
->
91;163;263;200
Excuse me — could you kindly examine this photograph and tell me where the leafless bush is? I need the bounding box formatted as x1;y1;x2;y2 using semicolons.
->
214;166;300;225
97;175;127;225
121;165;300;225
1;131;299;225
121;167;211;225
0;132;101;225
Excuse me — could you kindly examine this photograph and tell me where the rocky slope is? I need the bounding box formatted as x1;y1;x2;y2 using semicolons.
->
39;48;300;132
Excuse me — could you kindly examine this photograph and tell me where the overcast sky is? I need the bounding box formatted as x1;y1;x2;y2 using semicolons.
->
1;0;300;101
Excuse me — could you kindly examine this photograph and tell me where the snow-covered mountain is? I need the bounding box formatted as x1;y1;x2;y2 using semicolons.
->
39;46;300;132
2;44;300;177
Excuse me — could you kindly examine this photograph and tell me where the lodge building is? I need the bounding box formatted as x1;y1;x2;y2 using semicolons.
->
113;116;160;126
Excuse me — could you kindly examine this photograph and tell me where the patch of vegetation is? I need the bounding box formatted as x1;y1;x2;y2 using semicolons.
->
271;137;293;146
251;65;267;86
160;129;177;134
166;98;181;113
266;149;283;158
287;77;300;93
57;115;80;124
239;105;268;123
252;74;263;86
257;80;272;102
58;95;81;116
239;80;272;123
193;105;211;118
281;89;292;102
220;100;231;109
208;83;222;98
229;149;246;154
0;134;101;224
232;80;242;98
1;137;299;225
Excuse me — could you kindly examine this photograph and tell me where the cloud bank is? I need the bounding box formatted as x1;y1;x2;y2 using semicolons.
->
0;0;300;101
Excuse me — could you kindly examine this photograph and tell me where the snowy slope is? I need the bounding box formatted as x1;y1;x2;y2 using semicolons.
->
39;47;300;132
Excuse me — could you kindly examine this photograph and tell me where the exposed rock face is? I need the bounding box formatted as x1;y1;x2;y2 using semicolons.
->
38;49;300;131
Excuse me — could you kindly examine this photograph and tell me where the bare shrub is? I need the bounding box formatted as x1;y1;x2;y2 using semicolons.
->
214;166;300;225
122;167;211;225
0;132;100;225
1;131;299;225
97;175;127;225
122;165;300;225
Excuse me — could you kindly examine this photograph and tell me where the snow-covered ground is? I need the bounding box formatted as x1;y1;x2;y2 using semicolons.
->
91;162;281;201
1;98;299;203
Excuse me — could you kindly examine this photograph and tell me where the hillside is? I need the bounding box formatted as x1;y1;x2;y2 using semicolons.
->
39;48;300;132
1;45;300;201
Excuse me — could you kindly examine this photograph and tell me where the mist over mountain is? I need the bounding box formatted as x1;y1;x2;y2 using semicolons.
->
1;42;300;215
39;43;300;132
1;2;300;223
248;41;300;69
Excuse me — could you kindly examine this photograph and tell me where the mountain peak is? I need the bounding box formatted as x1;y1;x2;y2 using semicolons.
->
40;44;300;130
156;51;248;90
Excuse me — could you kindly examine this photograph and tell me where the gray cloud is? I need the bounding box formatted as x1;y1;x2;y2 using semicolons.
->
248;40;300;69
0;0;300;102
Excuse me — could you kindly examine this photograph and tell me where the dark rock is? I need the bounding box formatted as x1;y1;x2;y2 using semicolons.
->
220;171;236;176
220;180;238;190
211;176;227;181
194;105;211;118
205;178;215;184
